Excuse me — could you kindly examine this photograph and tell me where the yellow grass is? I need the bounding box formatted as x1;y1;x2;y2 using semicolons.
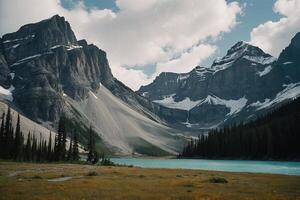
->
0;161;300;200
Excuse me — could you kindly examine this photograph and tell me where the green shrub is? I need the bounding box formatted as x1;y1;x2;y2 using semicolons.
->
100;158;115;166
208;177;228;183
32;175;43;179
87;171;98;176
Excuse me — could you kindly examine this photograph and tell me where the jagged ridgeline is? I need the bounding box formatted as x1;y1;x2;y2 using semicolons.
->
0;15;186;156
1;15;300;156
138;33;300;130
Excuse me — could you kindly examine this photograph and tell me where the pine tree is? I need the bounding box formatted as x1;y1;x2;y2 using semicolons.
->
57;117;67;161
31;135;37;162
93;151;99;164
14;114;22;161
54;132;59;161
3;107;11;159
87;126;95;163
72;132;79;161
36;133;42;162
42;140;47;162
25;132;32;161
0;113;5;158
67;132;73;161
62;125;67;161
47;132;52;161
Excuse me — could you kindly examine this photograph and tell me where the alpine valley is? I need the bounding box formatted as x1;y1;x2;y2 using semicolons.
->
1;15;300;156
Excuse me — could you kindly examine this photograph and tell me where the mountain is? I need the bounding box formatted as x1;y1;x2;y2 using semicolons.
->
0;15;186;156
138;35;300;129
180;96;300;160
0;101;54;142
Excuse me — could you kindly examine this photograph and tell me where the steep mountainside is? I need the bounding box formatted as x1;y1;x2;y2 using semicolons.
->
0;15;186;155
0;102;54;143
180;96;300;160
138;35;300;129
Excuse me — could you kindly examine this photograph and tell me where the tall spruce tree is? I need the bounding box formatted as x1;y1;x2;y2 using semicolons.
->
87;126;95;163
3;107;11;159
54;131;59;161
31;135;37;162
67;132;73;161
72;132;79;161
25;132;32;161
14;114;22;160
57;117;67;161
47;132;52;161
0;113;5;158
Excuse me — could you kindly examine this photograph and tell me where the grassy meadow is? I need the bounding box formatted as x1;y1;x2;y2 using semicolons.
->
0;161;299;200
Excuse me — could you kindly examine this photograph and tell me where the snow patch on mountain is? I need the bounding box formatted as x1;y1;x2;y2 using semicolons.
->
141;92;149;97
211;61;234;72
177;74;190;81
199;95;248;116
0;85;14;101
257;65;272;77
50;44;82;51
250;99;271;108
219;41;249;63
2;35;35;43
153;94;201;111
67;44;83;51
192;66;214;80
255;83;300;110
243;55;276;65
11;54;42;66
10;73;15;80
89;91;98;99
211;42;276;74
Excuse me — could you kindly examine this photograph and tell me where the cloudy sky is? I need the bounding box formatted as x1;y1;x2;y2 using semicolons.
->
1;0;300;90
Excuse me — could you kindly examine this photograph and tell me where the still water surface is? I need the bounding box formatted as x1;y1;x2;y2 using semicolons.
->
111;158;300;176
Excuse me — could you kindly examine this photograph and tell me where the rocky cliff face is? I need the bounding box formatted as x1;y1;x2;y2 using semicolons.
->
0;15;116;121
0;16;300;145
138;35;300;129
277;32;300;83
0;15;186;155
0;15;159;122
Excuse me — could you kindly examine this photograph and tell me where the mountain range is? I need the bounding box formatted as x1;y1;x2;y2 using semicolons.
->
138;33;300;130
0;15;185;156
0;15;299;155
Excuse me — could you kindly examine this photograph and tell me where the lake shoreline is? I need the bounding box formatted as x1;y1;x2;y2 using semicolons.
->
1;161;300;200
112;155;300;162
111;158;300;176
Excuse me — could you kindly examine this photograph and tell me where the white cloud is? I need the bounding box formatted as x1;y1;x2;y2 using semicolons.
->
0;0;241;90
250;0;300;57
155;44;217;76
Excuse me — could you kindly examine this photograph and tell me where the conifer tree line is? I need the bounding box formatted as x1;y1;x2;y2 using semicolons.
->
0;107;80;162
180;97;300;160
86;126;99;164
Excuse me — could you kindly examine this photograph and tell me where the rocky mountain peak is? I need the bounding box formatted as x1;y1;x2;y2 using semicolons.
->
278;32;300;63
0;15;116;121
211;41;275;72
277;32;300;83
290;32;300;49
226;41;269;57
1;15;78;64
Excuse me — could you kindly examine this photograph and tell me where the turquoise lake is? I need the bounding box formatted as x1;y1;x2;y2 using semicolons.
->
111;158;300;176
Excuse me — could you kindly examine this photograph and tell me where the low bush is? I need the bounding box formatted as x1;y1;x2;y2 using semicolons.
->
87;171;98;176
208;177;228;183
